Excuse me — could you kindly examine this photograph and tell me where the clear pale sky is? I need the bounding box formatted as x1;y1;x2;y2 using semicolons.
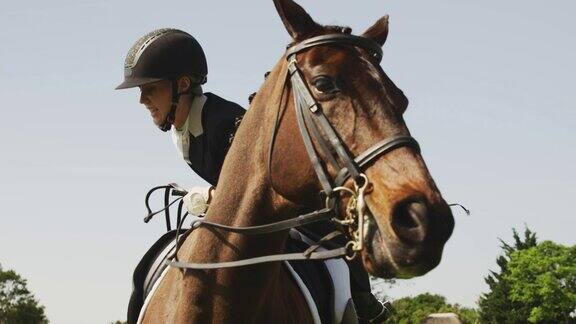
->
0;0;574;323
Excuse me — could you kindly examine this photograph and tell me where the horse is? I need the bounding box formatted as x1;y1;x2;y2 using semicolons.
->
139;0;454;322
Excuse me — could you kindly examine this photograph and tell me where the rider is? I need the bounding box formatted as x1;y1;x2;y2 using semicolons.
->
116;28;386;323
115;28;245;194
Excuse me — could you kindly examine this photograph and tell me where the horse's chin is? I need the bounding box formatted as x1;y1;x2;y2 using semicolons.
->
360;214;444;279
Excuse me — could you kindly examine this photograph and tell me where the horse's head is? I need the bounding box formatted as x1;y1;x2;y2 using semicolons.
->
267;0;454;279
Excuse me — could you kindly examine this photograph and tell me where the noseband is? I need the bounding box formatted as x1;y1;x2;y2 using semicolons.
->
166;33;419;270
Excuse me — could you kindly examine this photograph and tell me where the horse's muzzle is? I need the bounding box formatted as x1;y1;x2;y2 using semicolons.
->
362;197;454;279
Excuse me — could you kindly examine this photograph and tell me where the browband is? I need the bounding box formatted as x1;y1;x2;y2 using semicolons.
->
286;34;383;62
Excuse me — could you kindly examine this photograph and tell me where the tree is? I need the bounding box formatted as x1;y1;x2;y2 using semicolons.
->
387;293;479;324
505;241;576;323
0;264;48;324
370;276;396;302
477;227;538;322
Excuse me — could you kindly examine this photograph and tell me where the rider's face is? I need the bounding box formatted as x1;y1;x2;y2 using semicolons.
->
138;81;172;126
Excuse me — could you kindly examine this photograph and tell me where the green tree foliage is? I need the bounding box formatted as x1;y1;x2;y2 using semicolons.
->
0;264;48;324
370;276;396;302
505;241;576;323
477;227;538;322
387;293;479;323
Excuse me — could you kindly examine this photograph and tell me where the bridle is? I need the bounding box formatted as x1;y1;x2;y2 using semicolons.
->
153;33;420;270
273;33;420;251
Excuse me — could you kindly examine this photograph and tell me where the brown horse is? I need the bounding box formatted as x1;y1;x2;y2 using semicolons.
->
140;0;454;322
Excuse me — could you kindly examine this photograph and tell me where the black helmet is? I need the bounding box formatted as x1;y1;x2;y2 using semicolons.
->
116;28;207;132
115;28;207;90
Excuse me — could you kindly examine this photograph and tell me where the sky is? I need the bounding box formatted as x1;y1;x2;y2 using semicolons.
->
0;0;574;323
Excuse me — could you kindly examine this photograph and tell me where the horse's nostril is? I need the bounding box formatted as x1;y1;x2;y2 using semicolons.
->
392;200;429;244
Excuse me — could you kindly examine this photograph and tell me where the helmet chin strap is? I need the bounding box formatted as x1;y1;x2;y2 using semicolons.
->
158;80;179;132
158;79;200;132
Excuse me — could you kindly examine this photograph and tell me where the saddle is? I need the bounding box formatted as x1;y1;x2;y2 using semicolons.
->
127;229;358;324
127;229;186;324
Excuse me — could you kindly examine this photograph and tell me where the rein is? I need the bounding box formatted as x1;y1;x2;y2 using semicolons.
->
147;33;420;270
145;184;353;268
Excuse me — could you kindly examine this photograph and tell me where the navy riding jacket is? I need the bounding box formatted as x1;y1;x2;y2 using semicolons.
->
178;92;245;185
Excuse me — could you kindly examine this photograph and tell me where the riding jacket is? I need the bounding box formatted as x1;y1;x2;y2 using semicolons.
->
171;92;245;185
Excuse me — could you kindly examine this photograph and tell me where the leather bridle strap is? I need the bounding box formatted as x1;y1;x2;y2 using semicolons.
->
286;34;383;61
302;103;340;171
187;206;334;235
144;183;188;226
168;246;348;270
334;135;420;186
167;204;352;270
288;57;365;196
290;63;337;195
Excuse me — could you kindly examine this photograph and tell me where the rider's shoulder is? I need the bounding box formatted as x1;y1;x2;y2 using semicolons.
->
204;92;245;113
199;93;245;137
202;93;246;130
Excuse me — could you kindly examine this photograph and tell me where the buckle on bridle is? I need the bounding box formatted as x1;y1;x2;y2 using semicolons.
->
332;174;370;259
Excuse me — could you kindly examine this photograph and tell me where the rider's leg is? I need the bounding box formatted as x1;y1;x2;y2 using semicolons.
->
347;257;388;323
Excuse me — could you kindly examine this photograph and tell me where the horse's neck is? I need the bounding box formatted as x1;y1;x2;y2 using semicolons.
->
173;59;310;322
180;57;291;262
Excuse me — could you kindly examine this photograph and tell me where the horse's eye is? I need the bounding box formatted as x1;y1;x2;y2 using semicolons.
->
312;76;338;94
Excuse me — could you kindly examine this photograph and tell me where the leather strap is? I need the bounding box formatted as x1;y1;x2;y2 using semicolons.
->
288;56;364;194
168;246;348;270
163;185;172;231
335;135;420;186
302;104;340;171
291;64;335;195
303;230;343;257
190;207;334;235
286;34;383;62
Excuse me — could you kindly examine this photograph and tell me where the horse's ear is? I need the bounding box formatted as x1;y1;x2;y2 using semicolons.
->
362;15;389;46
273;0;321;40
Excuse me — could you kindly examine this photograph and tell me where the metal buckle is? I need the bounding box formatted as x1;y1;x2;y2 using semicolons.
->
333;174;370;259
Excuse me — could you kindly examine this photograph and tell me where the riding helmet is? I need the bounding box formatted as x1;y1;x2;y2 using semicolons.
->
115;28;207;90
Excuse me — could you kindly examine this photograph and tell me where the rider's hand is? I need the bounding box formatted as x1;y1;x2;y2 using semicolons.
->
183;191;208;215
